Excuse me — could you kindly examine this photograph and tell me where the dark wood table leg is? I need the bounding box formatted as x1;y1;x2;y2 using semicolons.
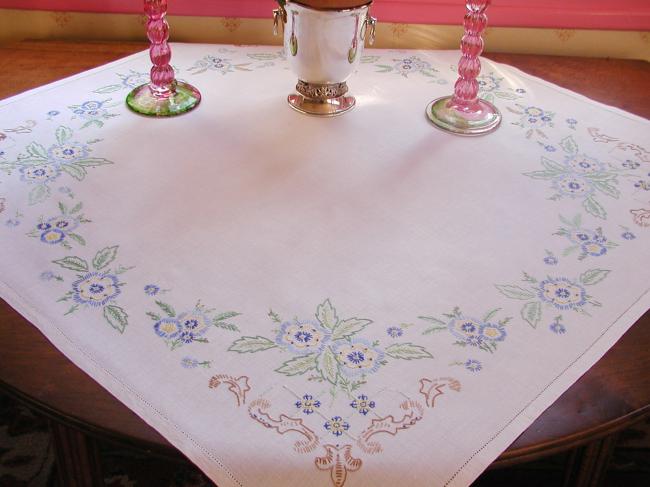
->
49;420;104;487
563;434;619;487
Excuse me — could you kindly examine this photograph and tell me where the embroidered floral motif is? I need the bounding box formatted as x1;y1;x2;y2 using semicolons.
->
543;250;559;266
0;126;113;205
187;55;251;75
375;56;441;81
554;214;617;260
507;104;555;139
496;269;609;328
324;416;350;437
229;299;432;397
148;295;240;350
464;359;482;372
69;99;119;129
180;356;211;369
27;201;89;249
144;284;160;296
420;307;510;354
524;135;624;219
296;394;321;415
93;70;150;94
620;226;637;240
51;245;132;333
386;326;403;338
549;316;567;335
566;118;578;130
476;72;524;103
39;270;63;281
350;394;375;415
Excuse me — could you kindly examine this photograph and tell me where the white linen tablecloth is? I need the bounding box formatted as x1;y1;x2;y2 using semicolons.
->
1;44;649;487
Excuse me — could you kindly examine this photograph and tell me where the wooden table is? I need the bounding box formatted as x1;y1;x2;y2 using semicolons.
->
1;40;649;487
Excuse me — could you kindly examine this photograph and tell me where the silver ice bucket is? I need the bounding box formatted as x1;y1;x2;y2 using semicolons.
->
273;1;376;116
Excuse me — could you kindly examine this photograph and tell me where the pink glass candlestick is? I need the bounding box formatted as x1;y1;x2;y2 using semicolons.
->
426;0;501;136
127;0;201;117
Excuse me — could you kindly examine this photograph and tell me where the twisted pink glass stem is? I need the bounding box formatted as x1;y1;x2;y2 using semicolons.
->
450;0;489;112
145;0;175;97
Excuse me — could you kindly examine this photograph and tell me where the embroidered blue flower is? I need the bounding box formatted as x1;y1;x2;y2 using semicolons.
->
46;215;79;232
549;321;567;334
634;178;650;191
622;160;640;170
448;317;482;341
515;88;526;94
334;339;384;377
40;271;56;281
566;118;577;125
580;241;608;257
40;228;65;245
47;110;60;117
276;320;329;355
537;277;587;310
544;255;558;265
19;164;61;184
154;318;182;338
178;311;211;337
564;154;604;174
464;359;482;372
477;74;500;92
181;357;200;369
391;56;434;77
621;231;636;240
144;284;160;296
552;174;594;198
523;106;553;126
295;394;321;414
386;326;403;338
479;323;507;342
350;394;375;415
324;416;349;437
47;143;89;164
71;272;121;307
543;145;557;152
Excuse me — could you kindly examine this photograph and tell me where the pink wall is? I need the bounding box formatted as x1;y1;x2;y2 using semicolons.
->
0;0;648;30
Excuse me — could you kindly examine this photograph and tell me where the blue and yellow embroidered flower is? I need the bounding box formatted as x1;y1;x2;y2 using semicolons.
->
154;318;182;339
19;164;61;184
537;277;587;310
335;339;384;377
477;74;500;92
479;323;507;342
350;394;375;415
580;241;607;257
448;317;482;341
295;394;321;414
178;311;211;337
464;359;482;372
552;174;594;198
276;320;329;355
386;326;403;338
324;416;350;437
72;272;121;307
564;154;604;174
40;228;65;245
47;143;90;164
144;284;160;296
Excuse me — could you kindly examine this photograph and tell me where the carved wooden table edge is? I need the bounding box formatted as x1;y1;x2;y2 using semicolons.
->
1;40;649;486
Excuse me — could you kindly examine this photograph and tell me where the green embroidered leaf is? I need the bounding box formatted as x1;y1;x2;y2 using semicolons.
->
521;301;542;328
592;180;620;199
57;201;67;215
419;315;447;326
52;256;88;272
495;91;518;100
92;245;118;270
495;285;536;300
74;158;113;167
332;318;372;340
70;201;83;214
385;343;432;360
213;322;240;332
268;309;282;323
146;311;162;321
422;325;446;335
213;311;241;321
584;172;618;182
26;142;47;159
541;157;567;172
61;164;87;181
103;305;128;333
316;347;339;384
155;300;176;318
93;84;123;94
580;269;610;286
316;299;338;330
56;126;73;145
523;170;562;180
67;233;86;246
275;353;317;376
483;308;501;322
560;135;579;155
582;196;607;220
247;53;280;61
228;336;277;353
572;213;582;228
28;184;50;205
